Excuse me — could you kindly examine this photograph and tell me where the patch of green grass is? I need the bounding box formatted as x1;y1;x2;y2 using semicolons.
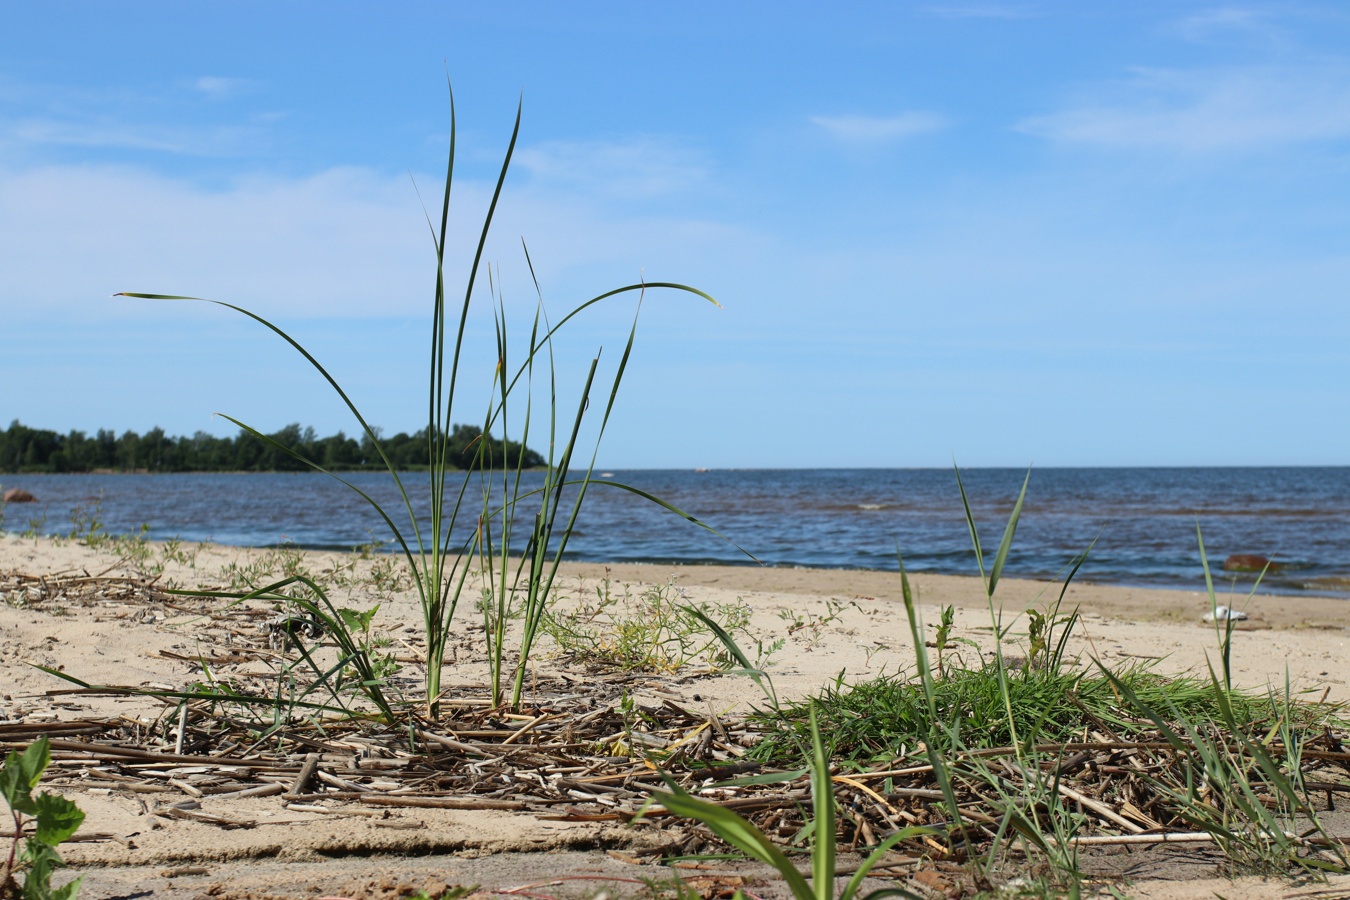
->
749;661;1290;767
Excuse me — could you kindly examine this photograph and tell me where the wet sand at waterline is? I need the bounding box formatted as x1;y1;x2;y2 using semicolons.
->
2;534;1347;899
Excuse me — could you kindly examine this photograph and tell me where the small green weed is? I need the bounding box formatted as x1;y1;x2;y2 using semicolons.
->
1;737;85;900
19;509;46;540
777;598;855;647
544;577;777;674
931;603;980;677
66;495;109;548
218;545;313;595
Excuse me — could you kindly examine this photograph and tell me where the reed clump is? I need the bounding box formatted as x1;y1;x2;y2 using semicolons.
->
114;87;727;721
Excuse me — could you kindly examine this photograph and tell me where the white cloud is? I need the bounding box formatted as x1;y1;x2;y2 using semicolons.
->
809;112;948;144
1018;64;1350;152
1176;7;1267;36
0;74;271;158
7;117;267;155
0;164;437;321
192;76;252;99
920;3;1034;19
513;136;709;199
0;159;750;326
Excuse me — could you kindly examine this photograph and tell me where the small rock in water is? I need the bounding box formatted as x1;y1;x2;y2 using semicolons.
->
2;488;36;503
1223;553;1281;573
1203;605;1249;622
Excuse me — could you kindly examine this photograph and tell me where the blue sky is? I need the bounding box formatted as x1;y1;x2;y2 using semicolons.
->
3;2;1348;468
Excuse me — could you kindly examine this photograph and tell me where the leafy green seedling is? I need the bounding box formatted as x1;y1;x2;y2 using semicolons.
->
1;737;85;900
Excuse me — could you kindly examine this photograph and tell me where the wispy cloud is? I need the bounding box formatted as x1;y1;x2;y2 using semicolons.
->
1168;6;1291;48
191;76;253;100
0;164;430;320
7;117;267;155
920;3;1035;19
1177;7;1266;34
0;74;272;158
1018;64;1350;152
514;136;709;199
0;157;747;324
810;112;948;145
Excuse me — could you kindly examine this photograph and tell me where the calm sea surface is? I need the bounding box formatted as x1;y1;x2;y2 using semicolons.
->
3;468;1348;598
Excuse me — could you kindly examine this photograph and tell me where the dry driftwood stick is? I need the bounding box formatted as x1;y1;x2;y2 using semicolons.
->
285;753;321;798
359;794;528;812
416;728;494;759
1006;761;1143;834
210;783;285;801
316;770;368;793
1051;832;1215;847
502;714;551;745
43;739;274;768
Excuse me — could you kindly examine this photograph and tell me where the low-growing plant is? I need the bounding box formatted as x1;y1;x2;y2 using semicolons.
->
20;509;46;541
931;604;980;677
67;494;114;549
105;524;154;571
778;598;856;647
217;545;313;595
367;554;414;596
1;737;85;900
544;578;776;673
160;538;199;570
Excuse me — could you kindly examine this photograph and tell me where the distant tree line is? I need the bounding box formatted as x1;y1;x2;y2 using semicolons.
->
0;420;545;474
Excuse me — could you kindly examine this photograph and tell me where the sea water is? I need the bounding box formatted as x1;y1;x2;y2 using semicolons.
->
3;468;1347;598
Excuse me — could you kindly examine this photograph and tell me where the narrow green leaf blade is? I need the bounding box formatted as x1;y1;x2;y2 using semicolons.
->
809;703;836;900
953;465;986;590
652;779;813;900
987;467;1031;598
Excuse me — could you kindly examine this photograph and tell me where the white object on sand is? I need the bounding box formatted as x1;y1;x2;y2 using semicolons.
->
1203;605;1249;622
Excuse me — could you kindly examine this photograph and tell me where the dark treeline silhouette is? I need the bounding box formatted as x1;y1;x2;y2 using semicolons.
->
0;420;545;474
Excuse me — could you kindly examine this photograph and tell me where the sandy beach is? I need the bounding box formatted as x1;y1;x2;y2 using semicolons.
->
3;532;1348;899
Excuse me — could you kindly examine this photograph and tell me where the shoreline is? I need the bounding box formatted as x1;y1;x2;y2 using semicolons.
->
555;558;1350;630
4;524;1346;604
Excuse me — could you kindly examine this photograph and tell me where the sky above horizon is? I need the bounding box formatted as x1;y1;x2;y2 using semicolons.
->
3;2;1348;468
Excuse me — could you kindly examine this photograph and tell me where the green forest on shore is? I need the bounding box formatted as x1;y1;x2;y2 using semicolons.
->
0;419;545;473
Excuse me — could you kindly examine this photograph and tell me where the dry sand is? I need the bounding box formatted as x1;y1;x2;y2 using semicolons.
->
2;533;1348;899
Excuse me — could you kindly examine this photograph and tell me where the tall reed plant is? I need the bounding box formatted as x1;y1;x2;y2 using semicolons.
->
119;89;722;717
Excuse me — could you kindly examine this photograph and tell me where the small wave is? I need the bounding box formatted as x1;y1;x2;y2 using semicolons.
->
857;503;887;511
1300;576;1350;590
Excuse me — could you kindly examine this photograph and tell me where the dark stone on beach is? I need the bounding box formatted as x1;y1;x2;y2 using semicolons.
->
2;488;36;503
1223;553;1282;573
